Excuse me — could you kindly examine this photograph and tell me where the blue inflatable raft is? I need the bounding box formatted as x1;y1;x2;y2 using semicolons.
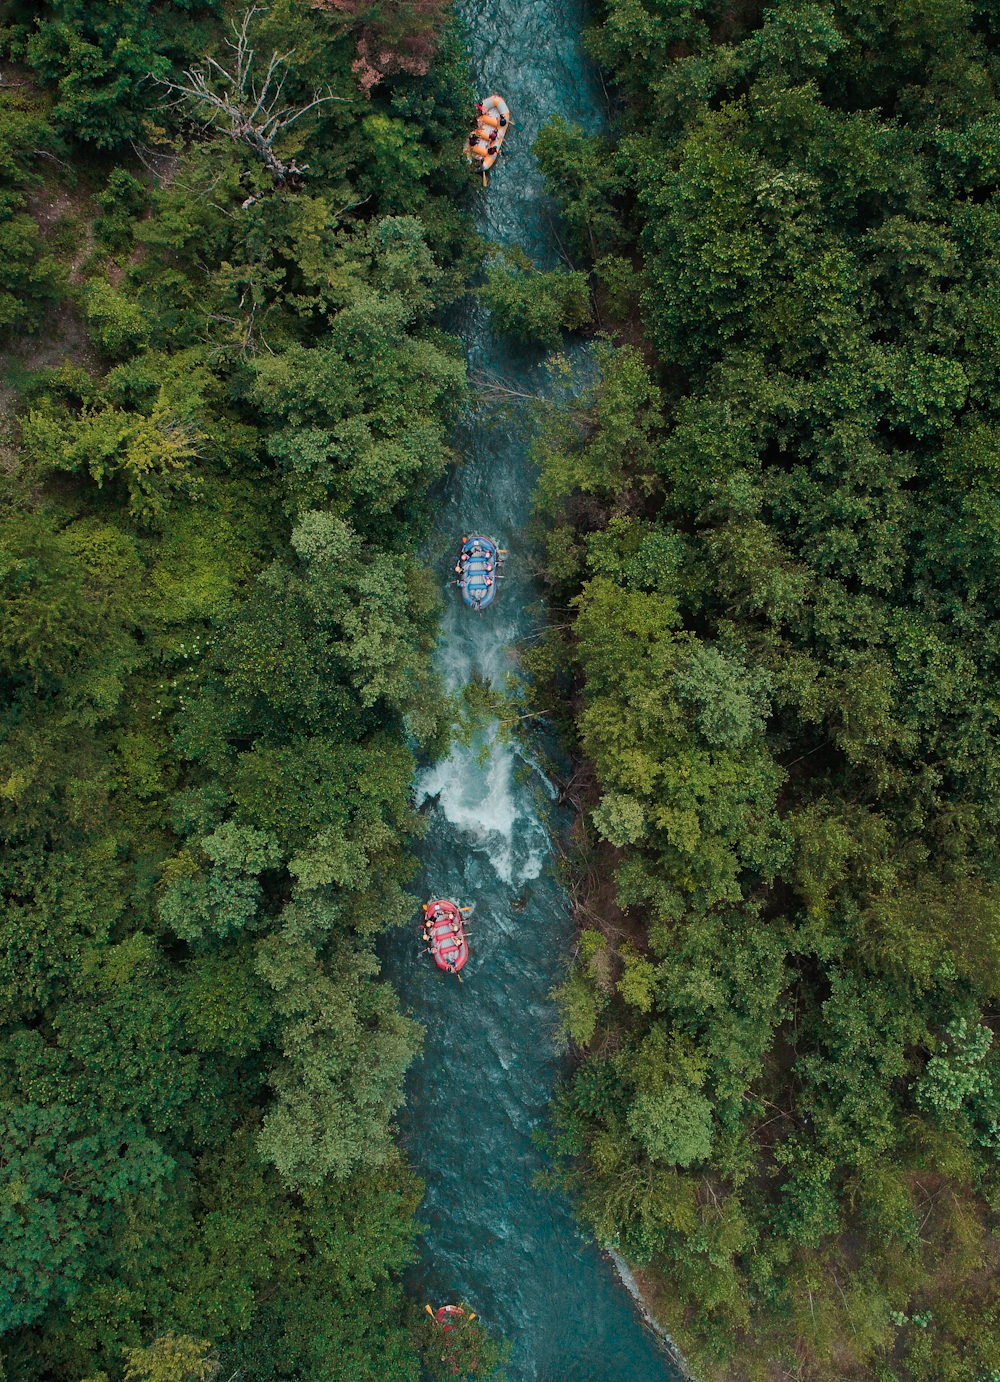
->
455;535;505;610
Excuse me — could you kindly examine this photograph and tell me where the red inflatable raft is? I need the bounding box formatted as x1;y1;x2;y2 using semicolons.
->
434;1304;468;1327
422;898;469;974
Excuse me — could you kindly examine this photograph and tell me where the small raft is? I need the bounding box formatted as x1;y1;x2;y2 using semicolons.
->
433;1305;468;1327
422;898;469;974
455;535;505;610
465;94;511;179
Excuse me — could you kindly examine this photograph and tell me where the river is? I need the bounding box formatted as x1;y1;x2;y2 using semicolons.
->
377;0;680;1377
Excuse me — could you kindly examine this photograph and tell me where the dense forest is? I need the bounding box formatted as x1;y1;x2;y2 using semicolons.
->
505;0;1000;1377
0;1;497;1377
6;0;1000;1377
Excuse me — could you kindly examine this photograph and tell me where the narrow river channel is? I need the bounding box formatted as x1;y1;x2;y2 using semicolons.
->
378;1;681;1377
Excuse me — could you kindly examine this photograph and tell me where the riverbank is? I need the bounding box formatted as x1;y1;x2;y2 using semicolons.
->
610;1252;694;1377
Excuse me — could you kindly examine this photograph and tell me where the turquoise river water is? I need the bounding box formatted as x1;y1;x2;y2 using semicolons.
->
378;0;682;1377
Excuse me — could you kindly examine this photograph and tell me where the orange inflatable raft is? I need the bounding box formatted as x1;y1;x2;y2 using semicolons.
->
465;94;511;181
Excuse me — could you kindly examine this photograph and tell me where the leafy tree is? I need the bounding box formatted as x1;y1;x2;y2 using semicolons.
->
0;89;64;332
13;0;173;146
532;116;622;263
479;247;591;348
0;1104;170;1330
255;904;422;1187
93;169;147;256
123;1333;218;1382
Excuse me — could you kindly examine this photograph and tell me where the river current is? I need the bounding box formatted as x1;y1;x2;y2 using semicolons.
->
378;0;679;1376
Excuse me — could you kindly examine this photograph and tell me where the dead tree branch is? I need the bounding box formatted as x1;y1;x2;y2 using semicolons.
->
157;5;349;187
466;369;555;409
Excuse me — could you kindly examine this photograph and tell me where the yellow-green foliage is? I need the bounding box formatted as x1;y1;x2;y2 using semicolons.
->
123;1334;217;1382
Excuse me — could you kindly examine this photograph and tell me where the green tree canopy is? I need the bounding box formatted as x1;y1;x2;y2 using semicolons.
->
0;1;477;1376
524;0;1000;1375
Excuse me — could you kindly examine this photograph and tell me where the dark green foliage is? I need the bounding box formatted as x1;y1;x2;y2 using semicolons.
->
526;1;1000;1376
7;0;178;147
0;1103;171;1331
532;116;622;263
0;88;64;332
480;247;591;347
94;168;147;255
0;2;478;1378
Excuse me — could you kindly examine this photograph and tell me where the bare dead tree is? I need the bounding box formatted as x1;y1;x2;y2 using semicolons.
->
467;369;547;407
158;5;348;189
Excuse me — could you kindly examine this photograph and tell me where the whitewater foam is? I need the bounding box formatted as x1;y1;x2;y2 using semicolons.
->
416;736;547;886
